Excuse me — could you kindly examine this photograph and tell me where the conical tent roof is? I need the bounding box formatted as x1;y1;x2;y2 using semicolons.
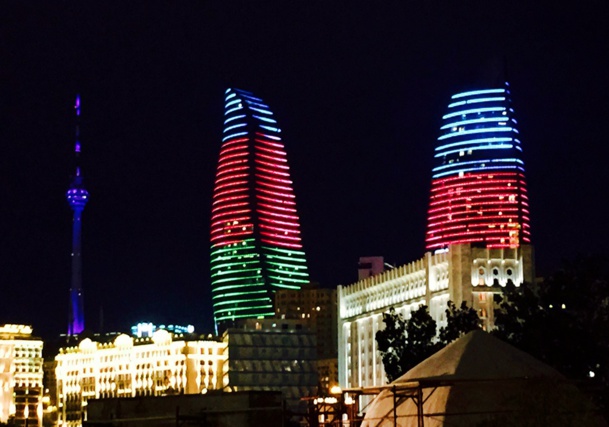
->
362;330;604;427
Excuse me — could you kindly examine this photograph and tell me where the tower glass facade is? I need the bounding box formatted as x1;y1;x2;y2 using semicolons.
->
425;83;531;250
210;88;309;333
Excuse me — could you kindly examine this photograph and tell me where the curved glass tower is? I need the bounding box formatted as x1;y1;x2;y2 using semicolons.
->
210;88;309;333
426;83;531;250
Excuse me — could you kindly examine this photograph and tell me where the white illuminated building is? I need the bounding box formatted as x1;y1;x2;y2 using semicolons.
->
0;324;44;427
55;330;225;427
338;244;534;398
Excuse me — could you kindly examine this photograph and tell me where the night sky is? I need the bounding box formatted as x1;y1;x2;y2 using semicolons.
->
2;2;608;340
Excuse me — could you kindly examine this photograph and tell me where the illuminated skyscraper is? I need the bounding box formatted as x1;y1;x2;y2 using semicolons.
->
426;83;531;250
66;95;89;335
210;88;309;333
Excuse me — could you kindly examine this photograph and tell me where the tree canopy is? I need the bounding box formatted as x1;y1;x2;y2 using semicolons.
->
493;255;609;415
376;301;481;382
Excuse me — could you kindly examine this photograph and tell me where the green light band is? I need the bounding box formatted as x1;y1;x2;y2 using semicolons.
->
212;290;269;301
262;246;307;256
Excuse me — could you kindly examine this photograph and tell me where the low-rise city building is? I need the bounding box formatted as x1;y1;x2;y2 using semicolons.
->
0;324;44;427
54;330;225;427
338;244;534;402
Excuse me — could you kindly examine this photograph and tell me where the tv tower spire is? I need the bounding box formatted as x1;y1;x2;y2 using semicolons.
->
66;94;89;336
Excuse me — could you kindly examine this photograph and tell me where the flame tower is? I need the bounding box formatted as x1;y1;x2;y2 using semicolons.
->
66;95;89;335
210;88;309;333
426;83;531;250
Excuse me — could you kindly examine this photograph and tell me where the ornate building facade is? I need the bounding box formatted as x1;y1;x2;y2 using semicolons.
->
338;244;534;394
0;325;44;427
55;331;225;427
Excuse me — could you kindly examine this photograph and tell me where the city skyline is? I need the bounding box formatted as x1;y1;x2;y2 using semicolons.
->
1;2;608;339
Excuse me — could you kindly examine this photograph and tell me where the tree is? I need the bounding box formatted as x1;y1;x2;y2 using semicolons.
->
493;255;609;416
438;300;481;345
376;305;437;382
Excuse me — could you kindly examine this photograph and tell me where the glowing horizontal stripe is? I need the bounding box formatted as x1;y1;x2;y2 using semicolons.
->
266;260;308;269
210;259;259;271
259;217;299;228
256;152;287;163
221;137;249;147
256;145;287;156
210;231;253;242
244;100;269;109
225;92;236;99
429;171;525;186
433;165;523;179
215;167;249;181
239;93;263;103
222;132;248;142
448;97;505;108
442;107;505;120
225;99;241;108
225;106;243;115
256;180;293;193
224;114;246;124
218;143;248;157
217;152;248;164
252;115;277;124
212;180;248;192
266;255;307;264
255;159;290;170
210;239;255;254
268;270;309;280
215;307;274;317
433;158;523;173
255;166;290;177
215;160;248;173
260;125;281;132
212;277;265;290
249;107;272;115
429;195;522;208
429;180;521;194
257;209;298;220
435;137;513;152
212;189;248;201
427;218;520;230
255;173;292;185
215;173;249;186
223;123;247;133
255;138;284;149
256;191;296;206
438;126;514;141
210;215;251;227
213;297;270;306
256;132;281;141
435;144;513;158
451;89;505;99
211;201;248;213
258;202;297;213
441;116;510;130
260;230;301;240
211;207;251;220
427;228;521;240
261;238;302;249
263;245;306;256
259;224;300;234
268;275;308;283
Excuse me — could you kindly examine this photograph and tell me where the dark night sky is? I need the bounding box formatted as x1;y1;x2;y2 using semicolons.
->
1;2;608;339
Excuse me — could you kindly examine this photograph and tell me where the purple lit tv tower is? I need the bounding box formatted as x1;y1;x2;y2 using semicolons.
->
66;95;89;335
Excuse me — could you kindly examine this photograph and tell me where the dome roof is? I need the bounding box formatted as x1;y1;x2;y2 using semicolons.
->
362;330;604;427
